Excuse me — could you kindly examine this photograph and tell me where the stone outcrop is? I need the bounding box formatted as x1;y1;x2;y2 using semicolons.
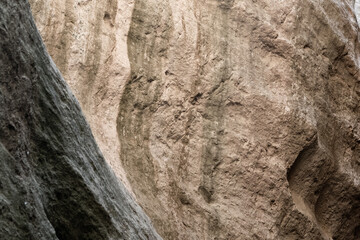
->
0;1;161;239
30;0;360;239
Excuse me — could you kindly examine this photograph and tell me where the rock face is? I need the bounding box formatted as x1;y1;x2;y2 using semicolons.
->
0;1;161;239
30;0;360;239
29;0;134;191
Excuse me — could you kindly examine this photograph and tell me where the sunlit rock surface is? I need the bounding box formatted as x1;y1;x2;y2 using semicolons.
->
30;0;360;239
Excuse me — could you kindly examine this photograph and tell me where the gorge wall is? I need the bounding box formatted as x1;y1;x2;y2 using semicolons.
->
29;0;360;239
0;1;161;239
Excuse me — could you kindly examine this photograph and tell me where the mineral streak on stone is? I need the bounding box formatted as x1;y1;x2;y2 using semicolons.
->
0;1;161;239
30;0;360;239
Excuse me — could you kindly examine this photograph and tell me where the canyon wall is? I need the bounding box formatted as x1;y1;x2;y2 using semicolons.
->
29;0;134;191
30;0;360;239
0;1;161;239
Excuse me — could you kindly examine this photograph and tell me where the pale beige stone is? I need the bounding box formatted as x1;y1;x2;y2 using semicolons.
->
30;0;360;239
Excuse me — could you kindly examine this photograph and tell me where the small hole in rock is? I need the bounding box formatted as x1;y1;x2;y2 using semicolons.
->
104;12;111;20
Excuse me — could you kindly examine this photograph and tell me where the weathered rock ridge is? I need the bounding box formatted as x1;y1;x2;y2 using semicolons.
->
0;1;161;239
30;0;360;239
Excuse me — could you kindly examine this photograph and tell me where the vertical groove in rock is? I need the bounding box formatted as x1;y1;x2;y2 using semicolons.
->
117;0;175;238
81;0;118;112
199;0;232;205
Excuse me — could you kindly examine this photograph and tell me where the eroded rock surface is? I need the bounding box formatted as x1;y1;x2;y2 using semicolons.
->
0;1;161;239
30;0;360;239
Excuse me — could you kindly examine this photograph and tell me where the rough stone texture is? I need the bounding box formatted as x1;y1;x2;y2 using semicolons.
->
29;0;134;191
356;0;360;22
30;0;360;239
0;1;161;239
